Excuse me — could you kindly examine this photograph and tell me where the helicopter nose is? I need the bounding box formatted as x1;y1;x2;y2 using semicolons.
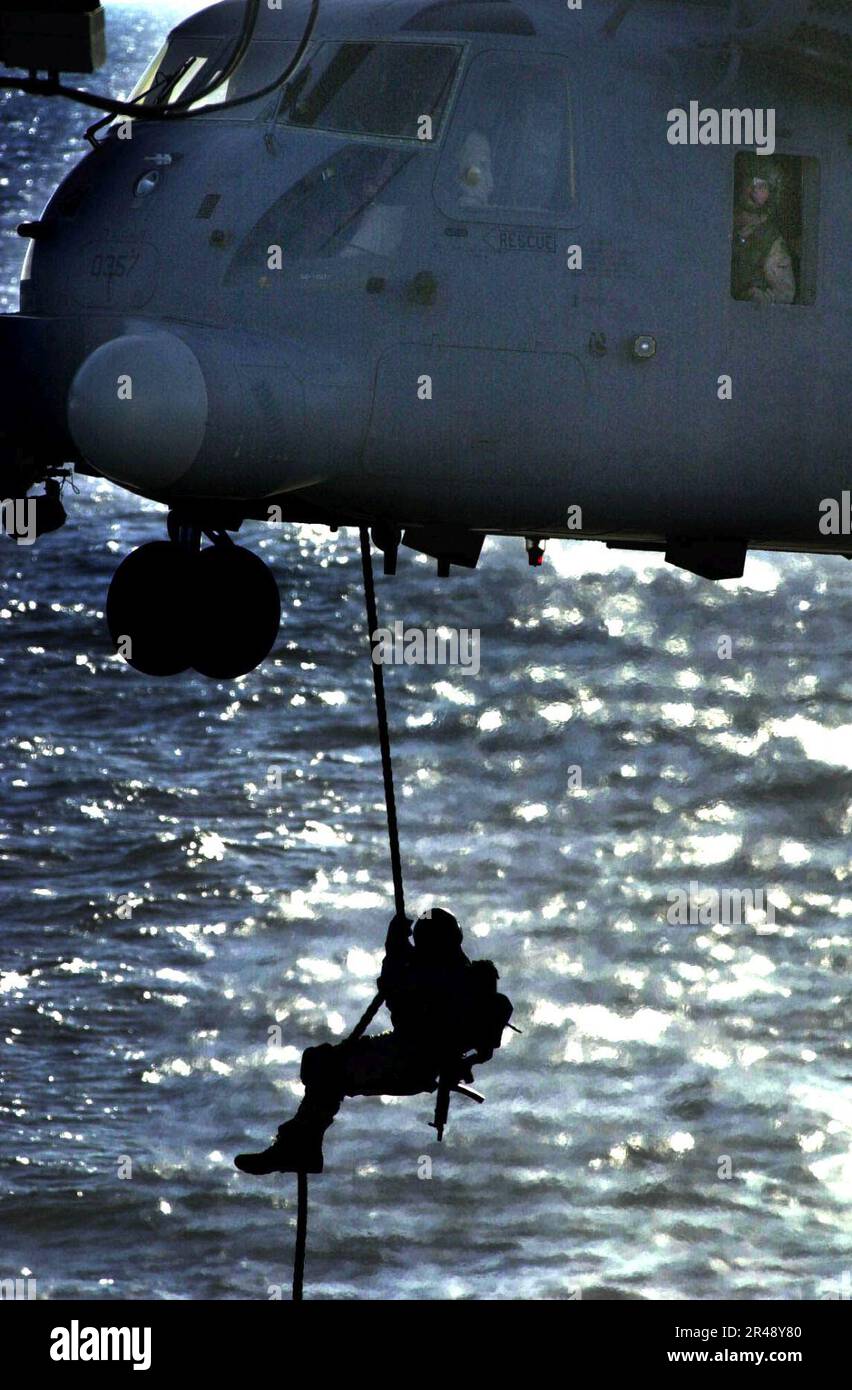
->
67;332;208;490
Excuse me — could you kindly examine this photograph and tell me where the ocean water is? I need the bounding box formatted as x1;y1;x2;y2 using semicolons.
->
1;4;851;1302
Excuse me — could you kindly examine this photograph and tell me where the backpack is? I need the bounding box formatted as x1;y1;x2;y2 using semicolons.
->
466;959;513;1055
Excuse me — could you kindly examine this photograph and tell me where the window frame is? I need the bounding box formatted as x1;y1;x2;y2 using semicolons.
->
127;37;302;123
729;151;821;308
272;37;466;146
432;48;577;227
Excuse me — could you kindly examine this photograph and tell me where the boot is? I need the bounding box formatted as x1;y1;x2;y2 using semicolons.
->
234;1117;325;1175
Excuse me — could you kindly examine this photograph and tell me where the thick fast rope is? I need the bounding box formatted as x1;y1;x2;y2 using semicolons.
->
292;1171;308;1302
359;525;406;919
291;527;406;1300
345;527;406;1044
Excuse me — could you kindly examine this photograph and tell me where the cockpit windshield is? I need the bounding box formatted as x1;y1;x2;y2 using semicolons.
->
128;38;296;120
276;42;460;140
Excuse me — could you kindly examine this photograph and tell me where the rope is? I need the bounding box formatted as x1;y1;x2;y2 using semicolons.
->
290;527;405;1298
292;1172;308;1302
359;526;406;919
344;527;406;1045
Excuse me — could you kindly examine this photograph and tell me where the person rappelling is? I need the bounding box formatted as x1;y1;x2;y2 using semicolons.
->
234;907;513;1175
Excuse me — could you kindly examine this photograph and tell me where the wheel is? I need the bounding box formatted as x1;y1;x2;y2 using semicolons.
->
371;522;401;553
106;540;193;676
190;542;280;679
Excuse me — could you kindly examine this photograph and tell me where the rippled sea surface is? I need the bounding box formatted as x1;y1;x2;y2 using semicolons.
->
1;4;851;1302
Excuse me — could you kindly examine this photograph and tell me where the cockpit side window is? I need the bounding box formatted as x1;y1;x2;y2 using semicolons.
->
128;39;296;120
434;52;575;223
275;42;460;140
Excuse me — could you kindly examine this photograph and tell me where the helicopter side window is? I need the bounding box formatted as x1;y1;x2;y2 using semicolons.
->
435;53;575;223
128;38;297;121
276;42;460;140
730;153;819;306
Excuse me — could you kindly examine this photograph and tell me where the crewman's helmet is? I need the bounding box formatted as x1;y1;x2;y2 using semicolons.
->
738;154;783;207
413;907;464;959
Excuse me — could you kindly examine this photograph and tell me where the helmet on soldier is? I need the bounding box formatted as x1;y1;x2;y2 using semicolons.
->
738;154;783;209
413;907;464;960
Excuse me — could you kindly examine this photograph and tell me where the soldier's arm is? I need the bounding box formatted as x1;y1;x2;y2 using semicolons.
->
379;915;414;992
752;237;795;304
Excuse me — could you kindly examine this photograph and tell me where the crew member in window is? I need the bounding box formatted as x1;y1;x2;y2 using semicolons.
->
731;158;795;305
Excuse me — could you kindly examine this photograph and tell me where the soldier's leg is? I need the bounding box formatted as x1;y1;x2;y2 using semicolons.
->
292;1041;347;1128
333;1032;439;1099
234;1035;437;1176
233;1041;346;1176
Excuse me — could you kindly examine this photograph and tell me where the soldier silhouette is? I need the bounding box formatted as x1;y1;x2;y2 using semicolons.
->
731;157;795;305
235;907;513;1174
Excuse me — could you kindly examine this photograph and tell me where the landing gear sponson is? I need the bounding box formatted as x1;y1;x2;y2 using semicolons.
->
106;512;281;679
103;512;759;679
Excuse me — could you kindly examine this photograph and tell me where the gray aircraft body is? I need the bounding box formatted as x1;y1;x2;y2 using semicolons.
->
1;0;849;673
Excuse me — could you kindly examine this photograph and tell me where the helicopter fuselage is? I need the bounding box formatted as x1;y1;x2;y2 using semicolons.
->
1;0;849;566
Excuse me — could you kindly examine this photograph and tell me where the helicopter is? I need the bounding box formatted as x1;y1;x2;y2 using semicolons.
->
0;0;849;677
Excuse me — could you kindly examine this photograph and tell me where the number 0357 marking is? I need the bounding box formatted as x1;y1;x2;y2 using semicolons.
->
89;249;141;279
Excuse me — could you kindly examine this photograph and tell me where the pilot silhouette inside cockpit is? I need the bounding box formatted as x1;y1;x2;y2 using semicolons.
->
457;130;494;207
454;74;565;215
